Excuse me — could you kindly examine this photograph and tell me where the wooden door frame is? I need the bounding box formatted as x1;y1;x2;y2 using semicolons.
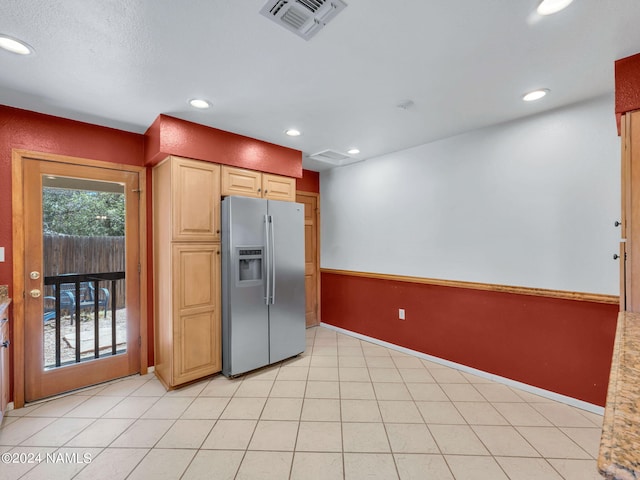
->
11;149;148;408
296;190;321;326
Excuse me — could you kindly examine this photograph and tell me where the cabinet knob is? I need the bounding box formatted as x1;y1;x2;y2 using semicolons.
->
614;254;620;260
257;188;261;193
615;221;622;227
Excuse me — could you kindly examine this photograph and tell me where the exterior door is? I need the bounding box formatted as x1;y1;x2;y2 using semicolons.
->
23;158;141;402
296;192;320;327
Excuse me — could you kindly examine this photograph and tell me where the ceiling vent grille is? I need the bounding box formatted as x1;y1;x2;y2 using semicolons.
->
308;149;360;167
260;0;347;40
282;7;308;29
297;0;324;13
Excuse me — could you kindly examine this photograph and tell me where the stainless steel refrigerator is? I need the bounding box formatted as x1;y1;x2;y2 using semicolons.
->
221;195;305;377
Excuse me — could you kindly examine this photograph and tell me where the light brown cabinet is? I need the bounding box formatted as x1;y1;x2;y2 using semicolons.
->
153;156;222;388
170;244;221;385
620;111;640;311
262;173;297;202
221;165;296;202
221;166;262;198
158;156;221;242
0;305;9;419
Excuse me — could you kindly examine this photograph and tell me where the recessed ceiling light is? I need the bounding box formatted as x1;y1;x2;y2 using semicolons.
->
285;129;301;137
189;98;211;109
537;0;574;15
522;89;549;102
347;148;360;155
0;35;33;55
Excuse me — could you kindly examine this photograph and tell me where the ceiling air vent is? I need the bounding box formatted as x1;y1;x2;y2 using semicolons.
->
308;149;360;167
260;0;348;40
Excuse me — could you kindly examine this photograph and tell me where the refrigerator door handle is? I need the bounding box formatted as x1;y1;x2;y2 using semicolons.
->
269;214;276;305
264;214;270;305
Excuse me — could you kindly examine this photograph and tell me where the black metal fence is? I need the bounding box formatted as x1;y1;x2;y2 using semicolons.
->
43;271;125;368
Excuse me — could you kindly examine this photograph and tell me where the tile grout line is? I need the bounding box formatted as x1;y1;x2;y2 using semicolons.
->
327;333;345;480
374;358;413;480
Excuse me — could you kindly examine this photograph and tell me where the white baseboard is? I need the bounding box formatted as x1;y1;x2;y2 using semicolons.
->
320;322;605;415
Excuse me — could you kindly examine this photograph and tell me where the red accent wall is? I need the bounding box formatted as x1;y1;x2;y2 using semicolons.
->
321;271;618;406
615;52;640;133
144;114;303;177
297;169;320;193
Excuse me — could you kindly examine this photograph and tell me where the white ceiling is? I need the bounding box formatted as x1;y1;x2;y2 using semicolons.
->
1;0;640;171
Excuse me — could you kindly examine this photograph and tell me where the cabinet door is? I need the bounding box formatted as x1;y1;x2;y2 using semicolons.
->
0;318;8;416
262;174;296;202
622;110;640;312
221;166;262;198
172;158;220;242
172;244;221;385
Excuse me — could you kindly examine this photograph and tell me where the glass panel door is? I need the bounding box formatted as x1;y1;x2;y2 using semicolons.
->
23;159;141;402
41;176;127;368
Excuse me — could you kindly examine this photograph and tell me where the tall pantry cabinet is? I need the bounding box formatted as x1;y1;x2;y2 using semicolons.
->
153;156;222;388
620;110;640;312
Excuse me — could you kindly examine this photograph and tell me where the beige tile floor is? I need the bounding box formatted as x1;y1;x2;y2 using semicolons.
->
0;326;605;480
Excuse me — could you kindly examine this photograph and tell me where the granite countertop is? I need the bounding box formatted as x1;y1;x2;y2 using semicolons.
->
598;311;640;480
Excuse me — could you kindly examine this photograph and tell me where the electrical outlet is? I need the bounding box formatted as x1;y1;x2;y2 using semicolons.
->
0;247;4;262
398;308;405;320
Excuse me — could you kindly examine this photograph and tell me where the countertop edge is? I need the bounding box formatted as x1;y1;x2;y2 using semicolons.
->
598;311;640;480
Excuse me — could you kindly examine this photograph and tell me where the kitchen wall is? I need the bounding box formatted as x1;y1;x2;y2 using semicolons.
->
297;169;320;194
320;94;620;406
321;95;619;293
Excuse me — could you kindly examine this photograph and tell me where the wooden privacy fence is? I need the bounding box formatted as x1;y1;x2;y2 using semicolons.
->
43;234;126;308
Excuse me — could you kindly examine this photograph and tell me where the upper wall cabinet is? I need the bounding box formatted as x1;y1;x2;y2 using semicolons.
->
221;166;262;198
262;173;296;202
155;156;221;242
221;166;296;202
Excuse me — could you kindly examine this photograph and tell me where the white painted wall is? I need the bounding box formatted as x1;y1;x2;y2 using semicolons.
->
320;95;621;295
